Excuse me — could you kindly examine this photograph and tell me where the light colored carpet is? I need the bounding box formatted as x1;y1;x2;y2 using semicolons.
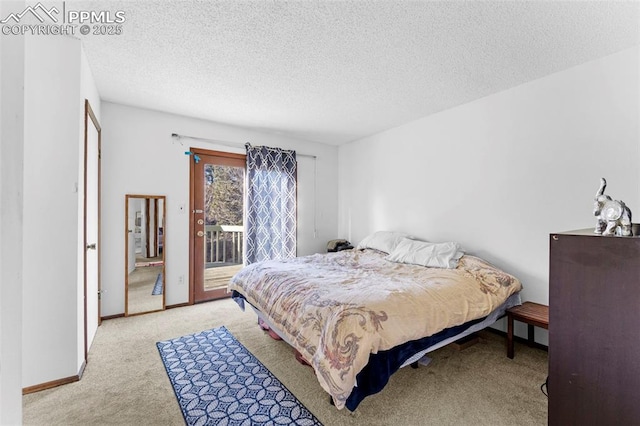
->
23;298;548;425
127;265;163;314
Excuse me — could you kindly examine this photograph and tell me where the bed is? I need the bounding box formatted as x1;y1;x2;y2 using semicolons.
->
228;233;522;411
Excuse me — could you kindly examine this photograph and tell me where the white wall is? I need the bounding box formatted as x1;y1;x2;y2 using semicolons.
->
78;46;102;371
23;35;80;387
22;35;100;388
0;1;25;421
338;47;640;343
100;103;339;316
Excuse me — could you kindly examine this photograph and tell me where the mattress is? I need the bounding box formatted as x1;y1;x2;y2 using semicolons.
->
229;249;522;409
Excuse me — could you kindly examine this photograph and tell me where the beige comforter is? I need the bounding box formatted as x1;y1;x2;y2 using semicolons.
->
228;249;522;409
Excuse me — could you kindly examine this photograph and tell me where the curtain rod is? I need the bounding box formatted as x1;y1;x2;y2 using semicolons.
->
171;133;317;159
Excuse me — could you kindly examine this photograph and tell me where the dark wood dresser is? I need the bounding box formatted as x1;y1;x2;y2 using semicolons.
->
549;227;640;425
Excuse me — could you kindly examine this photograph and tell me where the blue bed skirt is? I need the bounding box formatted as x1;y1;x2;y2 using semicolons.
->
343;315;484;410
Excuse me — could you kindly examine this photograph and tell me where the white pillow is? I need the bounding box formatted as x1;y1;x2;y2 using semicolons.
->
386;238;464;269
356;231;412;254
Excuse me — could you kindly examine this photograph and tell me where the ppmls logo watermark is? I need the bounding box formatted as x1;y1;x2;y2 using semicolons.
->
1;2;126;36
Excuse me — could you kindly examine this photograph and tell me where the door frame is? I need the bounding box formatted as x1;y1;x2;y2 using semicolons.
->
83;99;101;362
189;147;246;304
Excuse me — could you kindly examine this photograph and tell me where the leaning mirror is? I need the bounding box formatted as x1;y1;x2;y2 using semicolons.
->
125;194;166;315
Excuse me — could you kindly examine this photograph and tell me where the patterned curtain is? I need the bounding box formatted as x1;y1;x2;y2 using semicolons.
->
245;143;297;264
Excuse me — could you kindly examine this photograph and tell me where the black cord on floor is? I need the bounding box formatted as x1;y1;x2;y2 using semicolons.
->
541;376;548;397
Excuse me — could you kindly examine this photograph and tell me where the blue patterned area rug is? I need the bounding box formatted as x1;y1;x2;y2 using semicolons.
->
156;326;322;426
151;272;163;295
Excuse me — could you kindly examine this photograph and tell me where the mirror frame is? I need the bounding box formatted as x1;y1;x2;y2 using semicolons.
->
125;194;166;316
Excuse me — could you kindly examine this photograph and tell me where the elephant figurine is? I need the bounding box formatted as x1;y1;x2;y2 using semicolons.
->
593;178;632;236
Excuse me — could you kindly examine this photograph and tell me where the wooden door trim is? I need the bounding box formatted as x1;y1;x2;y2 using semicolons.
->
124;195;129;316
144;198;150;258
97;105;102;327
189;152;195;305
153;198;159;255
83;99;101;363
189;148;246;305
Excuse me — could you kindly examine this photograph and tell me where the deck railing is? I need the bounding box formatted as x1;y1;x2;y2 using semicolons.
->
204;225;243;265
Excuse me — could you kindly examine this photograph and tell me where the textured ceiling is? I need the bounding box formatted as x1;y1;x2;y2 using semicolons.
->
75;1;640;145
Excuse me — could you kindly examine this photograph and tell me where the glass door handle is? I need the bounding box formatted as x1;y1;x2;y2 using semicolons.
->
197;231;205;237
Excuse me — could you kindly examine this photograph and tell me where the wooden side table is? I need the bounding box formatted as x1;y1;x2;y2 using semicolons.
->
507;301;549;359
